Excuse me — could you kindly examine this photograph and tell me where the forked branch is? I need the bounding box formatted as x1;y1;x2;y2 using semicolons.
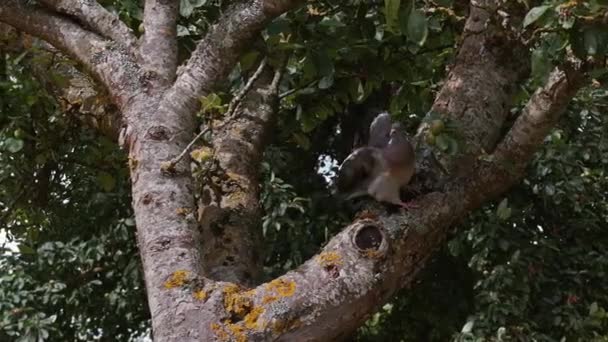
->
38;0;138;53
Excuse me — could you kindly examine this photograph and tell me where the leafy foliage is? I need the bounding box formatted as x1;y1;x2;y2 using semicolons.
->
0;54;147;341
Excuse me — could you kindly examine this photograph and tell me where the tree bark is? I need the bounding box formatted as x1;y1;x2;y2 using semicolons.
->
199;65;282;286
0;0;588;341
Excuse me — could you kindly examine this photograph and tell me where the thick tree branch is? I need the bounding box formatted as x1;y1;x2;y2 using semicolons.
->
474;66;586;197
38;0;138;53
0;0;142;109
159;0;303;121
141;0;179;83
198;65;281;286
418;0;529;176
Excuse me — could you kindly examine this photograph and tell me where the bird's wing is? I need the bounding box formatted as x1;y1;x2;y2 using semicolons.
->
368;112;393;148
335;147;384;197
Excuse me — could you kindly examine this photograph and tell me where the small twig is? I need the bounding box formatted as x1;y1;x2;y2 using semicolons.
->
261;55;287;97
163;126;212;171
225;57;268;118
164;58;269;170
279;79;317;99
269;63;284;93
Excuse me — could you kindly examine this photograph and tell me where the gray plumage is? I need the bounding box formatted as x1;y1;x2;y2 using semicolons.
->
335;112;416;207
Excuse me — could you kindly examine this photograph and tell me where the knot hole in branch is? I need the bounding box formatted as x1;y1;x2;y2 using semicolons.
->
352;221;389;258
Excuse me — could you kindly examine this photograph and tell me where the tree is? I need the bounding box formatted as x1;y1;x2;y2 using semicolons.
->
1;0;607;341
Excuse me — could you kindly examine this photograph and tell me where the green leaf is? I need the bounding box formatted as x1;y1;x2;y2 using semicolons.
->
180;0;207;17
313;50;334;77
199;93;223;113
240;51;260;72
560;15;575;29
496;198;512;220
318;75;334;89
531;48;551;86
385;0;402;34
4;137;24;153
584;29;599;56
176;25;190;37
445;136;459;155
18;244;36;255
292;133;311;150
523;5;552;28
435;134;449;151
96;172;116;192
407;9;428;46
266;18;291;35
389;85;410;114
589;302;599;316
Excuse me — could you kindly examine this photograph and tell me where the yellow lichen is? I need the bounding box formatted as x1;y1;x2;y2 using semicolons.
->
265;278;296;298
317;251;343;267
223;284;252;318
175;207;192;216
262;294;278;304
244;306;265;329
226;191;247;204
226;324;246;342
163;270;189;289
210;322;230;342
363;249;383;259
271;318;302;334
193;289;207;301
190;147;213;163
127;157;138;171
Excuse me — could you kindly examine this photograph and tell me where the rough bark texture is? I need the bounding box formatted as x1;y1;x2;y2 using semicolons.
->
420;0;529;175
0;0;588;341
141;0;179;84
199;67;280;286
39;0;138;52
0;0;140;108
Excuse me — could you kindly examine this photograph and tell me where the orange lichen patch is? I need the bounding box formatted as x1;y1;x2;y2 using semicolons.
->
317;251;343;267
225;171;248;184
271;317;302;334
223;284;252;318
262;294;278;304
558;0;582;9
265;278;296;298
175;207;191;216
244;306;265;329
163;270;189;289
226;323;246;342
363;249;383;259
127;157;138;171
226;191;247;204
355;210;378;220
193;289;208;301
211;322;230;342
